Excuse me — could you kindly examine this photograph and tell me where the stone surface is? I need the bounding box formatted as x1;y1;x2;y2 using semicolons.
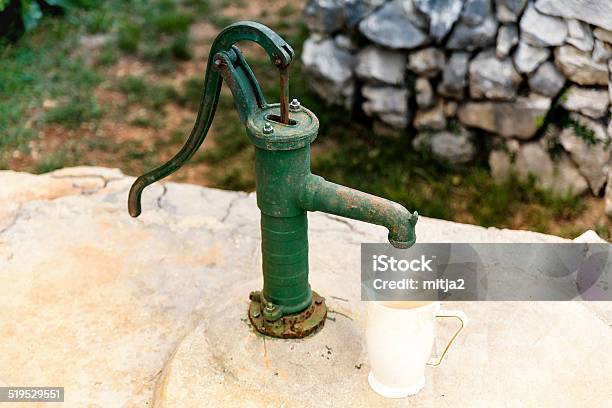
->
159;298;612;407
413;100;446;130
302;37;355;107
566;19;594;52
488;149;512;181
560;114;611;194
303;0;346;34
303;0;385;32
527;61;566;97
593;27;612;43
513;41;550;74
0;167;242;407
458;94;552;139
514;143;589;195
574;229;608;243
430;127;477;164
505;138;521;154
469;50;522;100
413;127;477;164
397;0;430;29
344;0;387;28
606;168;612;217
446;15;498;51
411;132;429;150
496;24;519;58
438;52;470;99
535;0;612;31
355;46;406;85
561;86;610;119
414;0;464;42
361;85;410;128
554;45;609;86
444;100;458;117
592;39;612;63
495;0;527;23
407;47;445;77
359;0;429;50
520;3;567;46
488;139;520;180
1;167;611;407
415;77;435;109
334;33;358;51
461;0;491;26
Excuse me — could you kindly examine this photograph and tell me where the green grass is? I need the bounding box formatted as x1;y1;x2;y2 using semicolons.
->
44;94;103;128
465;173;584;229
0;15;102;154
184;0;212;13
116;75;148;95
209;14;234;29
168;32;192;60
180;76;204;109
119;139;159;175
96;44;119;66
36;148;68;173
84;12;112;34
35;141;81;174
198;93;255;189
116;21;141;52
594;224;611;240
129;114;165;129
278;4;295;18
142;32;192;64
0;0;203;160
117;75;179;110
152;12;194;34
112;1;198;63
115;75;179;128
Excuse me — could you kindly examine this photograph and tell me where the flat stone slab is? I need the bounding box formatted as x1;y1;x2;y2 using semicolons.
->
158;300;612;407
0;167;610;407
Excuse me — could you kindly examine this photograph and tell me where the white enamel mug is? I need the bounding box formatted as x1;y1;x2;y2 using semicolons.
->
365;301;467;398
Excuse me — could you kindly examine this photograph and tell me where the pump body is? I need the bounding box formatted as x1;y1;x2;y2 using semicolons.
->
127;22;418;338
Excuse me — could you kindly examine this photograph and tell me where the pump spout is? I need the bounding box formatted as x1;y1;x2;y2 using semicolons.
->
299;175;418;248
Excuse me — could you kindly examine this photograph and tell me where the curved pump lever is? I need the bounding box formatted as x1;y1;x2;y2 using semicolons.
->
127;21;294;217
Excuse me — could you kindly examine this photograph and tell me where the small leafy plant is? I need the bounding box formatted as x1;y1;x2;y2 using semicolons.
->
0;0;89;34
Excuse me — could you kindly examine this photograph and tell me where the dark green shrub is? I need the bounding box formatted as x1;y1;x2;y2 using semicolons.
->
0;0;92;37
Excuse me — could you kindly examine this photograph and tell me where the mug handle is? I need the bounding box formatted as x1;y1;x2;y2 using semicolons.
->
426;310;468;367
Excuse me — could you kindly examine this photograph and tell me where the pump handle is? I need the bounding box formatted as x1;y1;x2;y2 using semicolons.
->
128;21;294;217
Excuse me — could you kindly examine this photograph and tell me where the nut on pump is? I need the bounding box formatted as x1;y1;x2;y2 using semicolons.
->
127;22;418;339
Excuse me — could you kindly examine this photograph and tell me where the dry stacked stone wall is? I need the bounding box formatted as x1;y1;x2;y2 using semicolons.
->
301;0;612;215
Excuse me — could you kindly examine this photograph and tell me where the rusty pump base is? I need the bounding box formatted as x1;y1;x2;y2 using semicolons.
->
248;290;327;338
125;22;418;339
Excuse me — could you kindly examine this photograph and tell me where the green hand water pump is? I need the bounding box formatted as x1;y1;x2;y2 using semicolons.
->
127;22;418;339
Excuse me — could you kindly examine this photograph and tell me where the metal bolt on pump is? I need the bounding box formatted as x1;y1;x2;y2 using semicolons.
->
262;122;274;134
289;98;301;111
127;22;418;339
